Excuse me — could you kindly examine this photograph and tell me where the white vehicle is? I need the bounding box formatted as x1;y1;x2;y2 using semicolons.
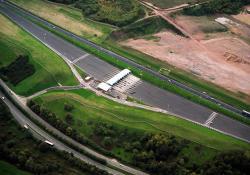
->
23;124;29;129
1;96;5;100
242;110;250;118
44;140;54;146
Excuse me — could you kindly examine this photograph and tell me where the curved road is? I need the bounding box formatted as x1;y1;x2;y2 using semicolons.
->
0;90;125;175
0;79;149;175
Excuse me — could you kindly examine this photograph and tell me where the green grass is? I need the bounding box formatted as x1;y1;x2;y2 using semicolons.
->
10;0;114;44
33;89;250;152
23;16;250;126
144;0;208;8
110;16;185;40
0;14;78;96
10;0;250;122
0;161;31;175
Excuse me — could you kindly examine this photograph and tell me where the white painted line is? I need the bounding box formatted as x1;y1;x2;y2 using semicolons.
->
72;53;90;64
204;112;218;126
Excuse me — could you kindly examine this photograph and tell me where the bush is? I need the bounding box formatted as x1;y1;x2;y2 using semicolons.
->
0;55;35;86
64;103;74;112
75;0;145;26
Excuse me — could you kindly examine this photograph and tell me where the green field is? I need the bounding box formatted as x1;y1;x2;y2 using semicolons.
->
144;0;208;8
9;0;250;116
0;161;31;175
33;89;250;151
10;0;114;44
0;14;78;96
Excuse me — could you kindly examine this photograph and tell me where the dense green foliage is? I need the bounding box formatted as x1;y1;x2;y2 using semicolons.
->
184;0;250;16
48;0;77;4
27;100;113;158
30;89;250;175
0;161;31;175
75;0;145;26
0;100;109;175
110;16;184;40
49;0;145;26
0;55;35;86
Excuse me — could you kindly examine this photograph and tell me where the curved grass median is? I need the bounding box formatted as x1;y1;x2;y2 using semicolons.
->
33;89;250;152
0;14;78;96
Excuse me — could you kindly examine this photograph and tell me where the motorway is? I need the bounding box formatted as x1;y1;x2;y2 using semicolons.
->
0;79;149;175
0;1;250;143
0;90;124;175
4;0;244;116
0;3;250;142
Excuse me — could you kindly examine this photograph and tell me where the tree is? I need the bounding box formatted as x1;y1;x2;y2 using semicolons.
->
103;136;113;147
65;113;74;124
64;103;74;112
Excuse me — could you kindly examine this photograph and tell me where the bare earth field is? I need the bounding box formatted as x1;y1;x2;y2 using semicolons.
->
232;6;250;26
122;16;250;95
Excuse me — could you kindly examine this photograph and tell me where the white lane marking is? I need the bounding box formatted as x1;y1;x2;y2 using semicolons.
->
204;112;218;126
72;53;89;64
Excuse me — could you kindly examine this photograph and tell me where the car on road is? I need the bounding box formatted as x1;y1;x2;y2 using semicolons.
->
1;96;5;100
24;124;29;129
44;140;54;146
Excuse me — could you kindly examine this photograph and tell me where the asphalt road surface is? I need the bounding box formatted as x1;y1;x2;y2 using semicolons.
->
4;0;244;116
0;90;125;175
0;2;250;143
0;80;148;175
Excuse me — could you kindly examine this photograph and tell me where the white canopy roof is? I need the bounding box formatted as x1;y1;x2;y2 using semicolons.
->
106;69;131;86
97;82;112;91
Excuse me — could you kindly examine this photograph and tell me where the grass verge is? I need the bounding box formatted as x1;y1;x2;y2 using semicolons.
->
0;14;78;96
33;89;250;151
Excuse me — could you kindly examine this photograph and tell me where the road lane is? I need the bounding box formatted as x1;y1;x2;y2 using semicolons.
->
1;2;250;143
0;90;124;175
4;0;244;116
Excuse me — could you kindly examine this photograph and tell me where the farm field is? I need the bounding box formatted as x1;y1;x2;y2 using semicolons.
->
10;0;114;43
0;161;31;175
0;14;78;96
33;89;250;152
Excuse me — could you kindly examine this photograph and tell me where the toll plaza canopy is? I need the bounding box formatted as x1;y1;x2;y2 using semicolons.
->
106;69;131;86
97;69;131;92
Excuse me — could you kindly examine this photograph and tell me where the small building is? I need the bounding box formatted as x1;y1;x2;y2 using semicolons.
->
97;82;112;92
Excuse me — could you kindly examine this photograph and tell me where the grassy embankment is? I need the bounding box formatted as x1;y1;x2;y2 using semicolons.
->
10;0;115;43
74;0;145;27
0;99;107;175
0;14;78;96
0;161;31;175
9;0;250;122
33;89;250;163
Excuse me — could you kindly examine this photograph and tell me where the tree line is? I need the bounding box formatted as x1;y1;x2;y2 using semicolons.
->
184;0;250;16
0;99;110;175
